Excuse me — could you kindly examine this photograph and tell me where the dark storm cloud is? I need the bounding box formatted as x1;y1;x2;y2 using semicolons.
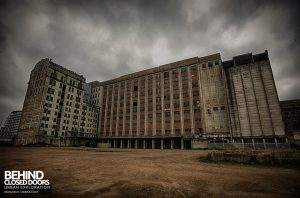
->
0;0;299;121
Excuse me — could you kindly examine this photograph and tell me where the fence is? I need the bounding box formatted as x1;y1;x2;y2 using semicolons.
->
207;142;290;149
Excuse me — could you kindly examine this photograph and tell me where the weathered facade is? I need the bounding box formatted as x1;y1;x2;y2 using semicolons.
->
97;51;286;149
0;110;22;144
16;50;287;148
16;58;99;146
280;99;300;146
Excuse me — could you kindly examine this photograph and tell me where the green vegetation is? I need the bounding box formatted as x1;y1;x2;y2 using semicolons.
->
198;149;300;166
26;142;57;147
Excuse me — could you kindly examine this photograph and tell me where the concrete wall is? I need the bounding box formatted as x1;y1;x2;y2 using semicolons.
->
225;55;285;138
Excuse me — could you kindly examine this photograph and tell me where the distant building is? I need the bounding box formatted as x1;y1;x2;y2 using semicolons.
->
16;51;287;148
0;110;22;143
280;99;300;145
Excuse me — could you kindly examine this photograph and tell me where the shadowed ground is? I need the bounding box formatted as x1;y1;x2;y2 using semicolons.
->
0;147;299;198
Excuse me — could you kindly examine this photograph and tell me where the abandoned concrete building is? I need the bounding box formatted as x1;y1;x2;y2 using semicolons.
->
280;99;300;146
16;50;287;148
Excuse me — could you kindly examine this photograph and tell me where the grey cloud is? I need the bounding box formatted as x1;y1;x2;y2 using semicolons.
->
0;0;299;121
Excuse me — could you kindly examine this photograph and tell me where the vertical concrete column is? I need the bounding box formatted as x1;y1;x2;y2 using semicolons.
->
161;73;165;135
152;77;156;136
285;138;289;148
109;85;115;136
103;88;109;136
275;138;278;149
145;77;148;136
252;138;255;149
152;139;155;149
171;139;174;149
241;138;244;149
120;139;124;148
113;139;116;148
116;83;121;137
161;139;164;149
263;138;266;149
169;71;174;135
137;79;141;136
143;139;146;149
181;139;184;149
129;82;133;136
135;139;138;149
122;82;127;137
187;67;195;134
178;69;184;135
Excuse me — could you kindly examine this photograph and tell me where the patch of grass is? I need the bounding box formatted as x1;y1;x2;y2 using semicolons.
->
197;153;213;163
26;142;57;147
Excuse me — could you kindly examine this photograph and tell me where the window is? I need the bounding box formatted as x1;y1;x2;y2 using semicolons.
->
202;63;206;68
213;107;218;111
183;101;189;107
184;110;190;114
134;86;138;91
164;72;169;78
174;102;180;108
183;93;189;98
220;106;225;110
208;62;213;67
192;82;199;88
133;101;138;106
173;94;180;99
193;91;199;97
191;66;197;71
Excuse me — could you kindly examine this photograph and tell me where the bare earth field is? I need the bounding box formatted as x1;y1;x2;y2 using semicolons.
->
0;147;299;198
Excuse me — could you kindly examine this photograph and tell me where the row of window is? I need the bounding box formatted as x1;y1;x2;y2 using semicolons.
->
102;60;220;92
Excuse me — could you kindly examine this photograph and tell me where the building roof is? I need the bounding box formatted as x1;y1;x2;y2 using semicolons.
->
34;58;86;82
98;53;221;86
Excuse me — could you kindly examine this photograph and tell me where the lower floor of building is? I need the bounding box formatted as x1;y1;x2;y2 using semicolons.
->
96;136;289;149
14;133;290;149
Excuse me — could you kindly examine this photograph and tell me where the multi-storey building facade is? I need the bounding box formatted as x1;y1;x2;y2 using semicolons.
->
0;110;22;143
97;51;286;149
16;50;287;148
16;58;99;146
280;99;300;146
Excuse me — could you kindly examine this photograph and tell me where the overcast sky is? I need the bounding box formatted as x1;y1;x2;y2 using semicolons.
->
0;0;299;122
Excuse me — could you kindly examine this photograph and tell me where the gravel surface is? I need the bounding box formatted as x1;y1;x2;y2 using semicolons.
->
1;147;299;198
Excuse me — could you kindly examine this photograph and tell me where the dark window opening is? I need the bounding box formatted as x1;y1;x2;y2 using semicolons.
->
164;72;169;78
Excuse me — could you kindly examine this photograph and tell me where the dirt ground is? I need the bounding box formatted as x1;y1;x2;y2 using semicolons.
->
0;147;299;198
